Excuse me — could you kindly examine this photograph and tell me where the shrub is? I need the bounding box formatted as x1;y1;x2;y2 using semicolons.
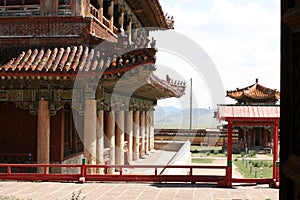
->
240;151;245;157
269;163;273;168
249;150;256;157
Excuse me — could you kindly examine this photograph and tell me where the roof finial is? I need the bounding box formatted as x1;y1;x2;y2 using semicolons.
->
256;78;258;83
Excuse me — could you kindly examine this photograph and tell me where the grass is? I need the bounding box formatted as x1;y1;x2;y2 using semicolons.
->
234;159;273;178
190;145;225;157
191;158;214;163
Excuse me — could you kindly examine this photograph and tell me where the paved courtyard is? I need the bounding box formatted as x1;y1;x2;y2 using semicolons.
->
0;181;279;200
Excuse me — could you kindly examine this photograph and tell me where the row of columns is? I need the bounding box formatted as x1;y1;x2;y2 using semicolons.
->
36;98;155;174
87;101;155;173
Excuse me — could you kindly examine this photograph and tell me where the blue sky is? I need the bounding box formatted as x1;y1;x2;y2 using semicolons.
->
154;0;280;109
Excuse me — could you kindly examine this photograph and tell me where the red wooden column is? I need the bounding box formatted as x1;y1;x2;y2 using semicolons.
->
149;109;155;151
145;110;149;155
96;110;104;174
37;99;50;173
115;110;125;166
108;0;114;31
273;120;280;187
125;110;133;162
140;111;146;158
226;120;233;187
133;110;140;160
98;0;104;22
104;110;115;174
84;99;97;173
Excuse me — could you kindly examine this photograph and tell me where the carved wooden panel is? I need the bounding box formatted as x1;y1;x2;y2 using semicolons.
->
0;18;88;37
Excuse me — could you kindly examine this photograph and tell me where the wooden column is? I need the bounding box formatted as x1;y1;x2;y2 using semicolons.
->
96;110;104;174
41;0;55;16
108;0;114;31
133;110;140;160
105;110;115;174
145;110;149;155
140;111;145;158
37;100;50;173
115;110;125;166
74;0;83;16
149;109;155;151
126;18;132;44
84;99;97;173
98;0;103;22
273;120;279;183
119;8;124;29
226;120;233;187
125;110;133;162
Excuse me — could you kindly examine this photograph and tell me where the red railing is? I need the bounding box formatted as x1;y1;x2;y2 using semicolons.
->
0;163;277;186
0;163;227;183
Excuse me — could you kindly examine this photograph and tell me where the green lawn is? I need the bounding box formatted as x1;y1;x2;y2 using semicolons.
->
190;145;225;157
191;158;214;163
234;159;273;178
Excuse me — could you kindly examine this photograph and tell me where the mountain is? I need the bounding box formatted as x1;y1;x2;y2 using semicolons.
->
154;106;221;129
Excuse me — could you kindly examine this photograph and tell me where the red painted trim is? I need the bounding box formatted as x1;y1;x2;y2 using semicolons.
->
222;117;280;121
0;163;279;186
273;121;279;181
232;178;273;184
232;122;277;126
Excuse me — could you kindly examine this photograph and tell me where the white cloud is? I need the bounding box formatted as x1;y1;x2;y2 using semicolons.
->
156;0;280;109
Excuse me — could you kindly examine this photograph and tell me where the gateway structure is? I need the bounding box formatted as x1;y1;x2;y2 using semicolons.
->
219;79;280;153
0;0;184;173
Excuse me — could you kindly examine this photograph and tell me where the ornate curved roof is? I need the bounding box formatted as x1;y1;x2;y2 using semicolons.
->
0;45;185;100
0;45;156;75
226;79;280;104
126;0;169;28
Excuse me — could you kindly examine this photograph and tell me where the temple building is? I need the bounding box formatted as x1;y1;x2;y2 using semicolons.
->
217;79;280;153
0;0;184;173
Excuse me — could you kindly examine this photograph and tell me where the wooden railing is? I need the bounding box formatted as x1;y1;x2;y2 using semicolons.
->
89;4;118;35
0;153;32;164
0;153;33;173
57;5;71;16
0;5;40;17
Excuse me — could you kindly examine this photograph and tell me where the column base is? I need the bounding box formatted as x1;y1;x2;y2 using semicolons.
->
269;181;280;188
217;180;232;188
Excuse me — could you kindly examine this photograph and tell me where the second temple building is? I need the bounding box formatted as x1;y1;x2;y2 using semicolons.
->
217;79;280;153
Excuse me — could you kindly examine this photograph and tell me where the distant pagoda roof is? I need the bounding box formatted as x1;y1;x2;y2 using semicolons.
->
226;79;280;105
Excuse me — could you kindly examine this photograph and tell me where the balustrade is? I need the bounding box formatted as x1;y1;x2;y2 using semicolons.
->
0;4;40;17
90;4;118;35
57;4;71;16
